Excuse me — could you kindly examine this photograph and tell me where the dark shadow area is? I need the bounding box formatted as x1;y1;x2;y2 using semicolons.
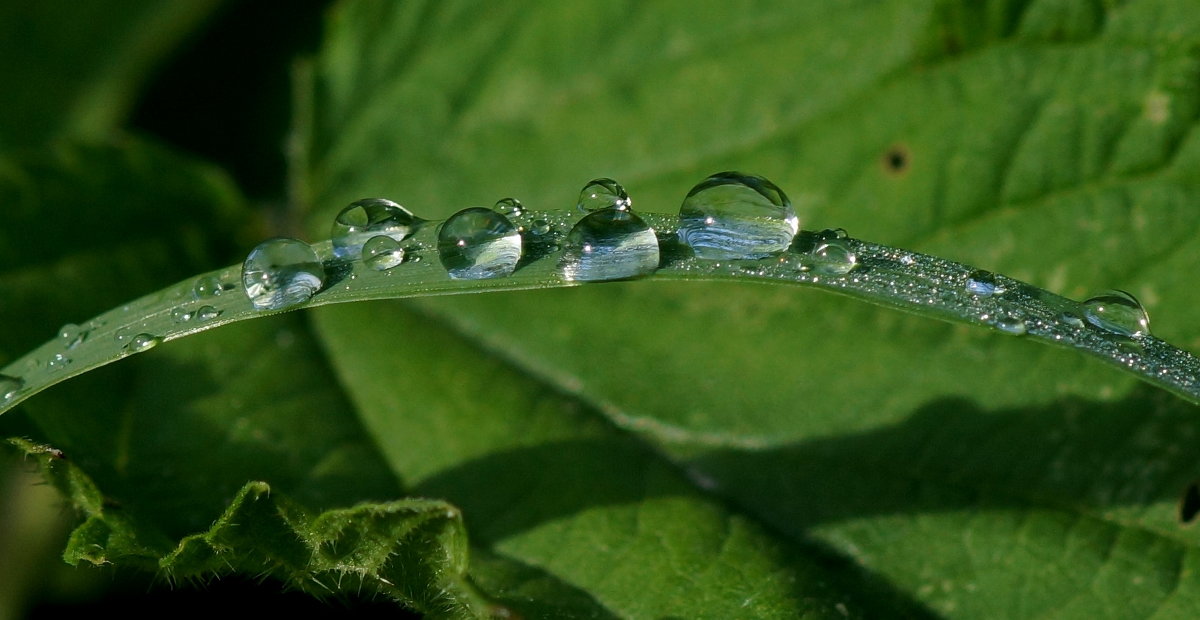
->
131;0;332;199
27;571;419;620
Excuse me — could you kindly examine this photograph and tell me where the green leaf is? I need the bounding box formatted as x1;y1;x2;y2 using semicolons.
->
0;1;223;147
296;0;1200;616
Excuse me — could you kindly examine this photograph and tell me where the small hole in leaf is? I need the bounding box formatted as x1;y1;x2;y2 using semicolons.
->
1180;482;1200;524
882;144;911;176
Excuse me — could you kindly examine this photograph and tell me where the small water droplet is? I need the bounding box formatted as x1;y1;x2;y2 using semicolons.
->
437;207;522;279
193;274;227;299
899;254;916;266
58;324;86;350
994;316;1027;335
331;198;416;260
0;374;23;402
171;306;195;323
966;270;1003;297
196;306;221;321
241;238;326;311
560;208;659;282
362;235;405;271
811;239;858;275
1060;311;1085;328
114;326;132;343
529;219;551;236
577;178;631;213
47;353;71;371
126;333;161;353
678;171;798;260
1082;290;1150;338
494;197;525;219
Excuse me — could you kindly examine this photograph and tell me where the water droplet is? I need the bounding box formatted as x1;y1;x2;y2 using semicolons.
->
966;270;1004;297
58;324;86;350
196;306;221;321
560;208;659;282
899;254;916;266
494;197;525;219
1082;290;1150;338
437;207;522;279
677;171;798;260
114;326;132;343
810;239;858;275
529;219;551;236
0;374;23;402
47;353;71;371
171;306;195;323
241;238;326;311
994;316;1027;335
1060;311;1085;328
126;333;161;353
362;235;405;271
331;198;416;260
577;178;631;213
193;274;227;298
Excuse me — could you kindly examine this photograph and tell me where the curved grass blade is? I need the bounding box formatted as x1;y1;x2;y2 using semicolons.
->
4;209;1199;415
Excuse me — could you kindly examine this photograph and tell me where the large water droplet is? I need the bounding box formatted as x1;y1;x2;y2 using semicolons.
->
331;198;416;260
560;208;660;282
1082;290;1150;338
577;178;631;213
363;235;405;271
437;207;523;279
677;171;798;260
126;333;161;353
966;270;1003;297
0;374;23;403
241;238;326;311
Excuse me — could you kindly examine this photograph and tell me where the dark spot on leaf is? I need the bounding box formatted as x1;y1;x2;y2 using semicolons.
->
1180;482;1200;524
882;144;911;176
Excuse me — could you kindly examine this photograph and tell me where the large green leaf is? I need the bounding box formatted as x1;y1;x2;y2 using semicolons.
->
296;0;1200;616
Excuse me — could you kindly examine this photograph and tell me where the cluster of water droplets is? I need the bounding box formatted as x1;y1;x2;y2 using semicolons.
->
0;168;1189;415
222;170;1157;354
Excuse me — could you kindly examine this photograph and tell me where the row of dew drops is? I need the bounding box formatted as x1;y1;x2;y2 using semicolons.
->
0;172;1152;405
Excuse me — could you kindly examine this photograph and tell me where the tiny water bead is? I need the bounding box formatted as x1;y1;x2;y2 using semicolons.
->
193;274;226;298
577;178;631;213
1082;290;1150;338
810;239;858;275
966;270;1003;297
47;353;71;371
678;171;799;260
494;197;525;219
331;198;417;260
196;305;221;321
241;238;326;311
560;208;660;282
437;207;523;279
994;316;1027;336
58;324;86;350
126;333;161;353
171;306;195;323
0;374;22;402
362;235;405;271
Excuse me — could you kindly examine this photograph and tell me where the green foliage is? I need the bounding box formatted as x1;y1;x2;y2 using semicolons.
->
4;0;1200;617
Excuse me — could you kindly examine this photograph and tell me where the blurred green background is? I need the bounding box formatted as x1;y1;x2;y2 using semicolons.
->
4;0;1200;618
